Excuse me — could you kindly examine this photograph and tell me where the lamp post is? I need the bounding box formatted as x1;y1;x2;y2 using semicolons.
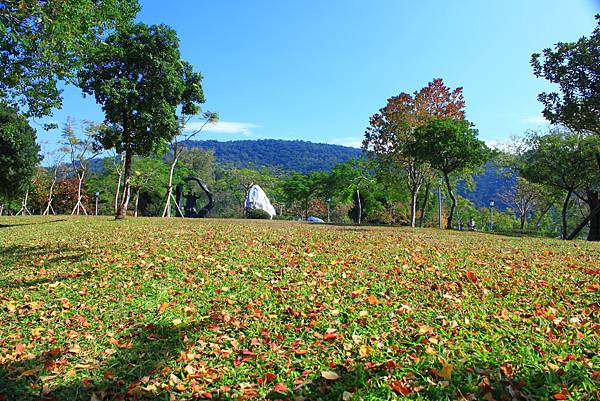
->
95;192;100;216
489;200;495;231
438;182;442;229
327;198;331;223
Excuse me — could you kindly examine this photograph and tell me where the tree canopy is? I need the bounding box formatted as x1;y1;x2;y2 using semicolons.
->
518;129;600;240
0;102;40;200
363;78;465;227
77;22;205;218
409;118;492;228
0;0;139;117
531;16;600;136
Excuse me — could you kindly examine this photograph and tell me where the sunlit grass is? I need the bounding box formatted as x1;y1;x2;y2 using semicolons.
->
0;216;598;400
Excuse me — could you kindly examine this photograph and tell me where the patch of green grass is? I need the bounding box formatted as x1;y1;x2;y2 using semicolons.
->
0;216;598;400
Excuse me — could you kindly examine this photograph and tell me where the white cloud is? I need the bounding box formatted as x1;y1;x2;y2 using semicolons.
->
522;115;549;125
185;121;259;136
329;137;363;148
484;138;512;152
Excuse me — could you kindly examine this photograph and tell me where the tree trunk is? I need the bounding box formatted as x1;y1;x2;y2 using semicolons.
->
0;204;3;216
43;178;56;216
134;187;140;217
519;214;526;230
72;172;84;215
303;196;309;221
114;170;122;213
409;190;417;227
357;188;362;225
534;203;553;231
419;180;431;228
162;145;178;218
443;172;455;229
116;148;132;220
586;190;600;241
561;190;572;239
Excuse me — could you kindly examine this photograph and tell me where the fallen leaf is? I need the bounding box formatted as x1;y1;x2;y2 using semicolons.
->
438;362;453;380
273;383;289;393
390;380;411;395
321;371;339;380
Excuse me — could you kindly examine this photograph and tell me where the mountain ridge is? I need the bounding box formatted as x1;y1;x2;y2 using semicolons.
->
184;139;362;173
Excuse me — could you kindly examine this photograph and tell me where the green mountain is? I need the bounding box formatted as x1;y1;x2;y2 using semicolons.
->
185;139;362;173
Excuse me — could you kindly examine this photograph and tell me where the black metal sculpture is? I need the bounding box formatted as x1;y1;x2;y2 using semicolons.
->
175;176;214;218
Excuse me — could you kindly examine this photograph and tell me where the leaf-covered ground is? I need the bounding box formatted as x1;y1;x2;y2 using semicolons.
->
0;217;598;401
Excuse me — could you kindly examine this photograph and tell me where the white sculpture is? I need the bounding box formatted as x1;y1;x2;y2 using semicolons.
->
245;184;276;218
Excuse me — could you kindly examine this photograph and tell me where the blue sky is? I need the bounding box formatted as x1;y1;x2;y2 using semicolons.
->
38;0;599;157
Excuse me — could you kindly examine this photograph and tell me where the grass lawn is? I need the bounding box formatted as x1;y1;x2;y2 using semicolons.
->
0;216;598;400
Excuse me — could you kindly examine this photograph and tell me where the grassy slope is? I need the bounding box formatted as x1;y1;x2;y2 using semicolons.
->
0;217;598;401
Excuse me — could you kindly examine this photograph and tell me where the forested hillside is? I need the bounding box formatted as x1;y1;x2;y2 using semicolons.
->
185;139;362;173
185;139;513;209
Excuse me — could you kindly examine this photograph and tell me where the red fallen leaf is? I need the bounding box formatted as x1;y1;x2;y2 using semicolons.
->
108;338;119;346
273;383;289;393
15;343;26;354
390;380;411;395
466;271;477;282
241;349;257;357
367;295;378;305
264;372;276;382
554;387;569;399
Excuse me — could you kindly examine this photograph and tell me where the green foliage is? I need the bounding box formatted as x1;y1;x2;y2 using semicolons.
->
410;119;492;176
531;15;600;136
0;102;40;201
187;139;361;173
245;208;271;219
409;118;492;228
518;129;599;192
178;147;215;186
77;22;205;218
0;0;139;117
281;171;328;219
78;23;204;156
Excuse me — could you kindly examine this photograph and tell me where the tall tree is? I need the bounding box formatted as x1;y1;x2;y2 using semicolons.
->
409;118;492;229
42;150;66;215
78;23;205;219
363;79;465;227
61;118;98;215
531;15;600;239
518;130;600;240
327;159;376;224
498;177;546;230
0;0;139;118
0;102;40;205
281;172;327;220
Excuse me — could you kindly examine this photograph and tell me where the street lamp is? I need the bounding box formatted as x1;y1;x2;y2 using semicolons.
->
327;198;331;223
489;200;495;231
95;192;100;216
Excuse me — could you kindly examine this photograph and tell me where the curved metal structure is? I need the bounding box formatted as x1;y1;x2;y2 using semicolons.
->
175;176;214;218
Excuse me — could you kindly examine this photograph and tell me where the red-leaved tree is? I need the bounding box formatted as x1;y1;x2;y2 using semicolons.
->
363;78;465;227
